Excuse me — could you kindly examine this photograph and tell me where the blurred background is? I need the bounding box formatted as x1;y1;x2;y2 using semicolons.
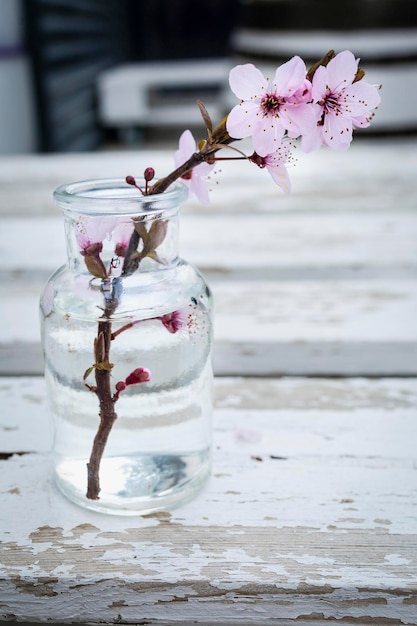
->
1;0;416;154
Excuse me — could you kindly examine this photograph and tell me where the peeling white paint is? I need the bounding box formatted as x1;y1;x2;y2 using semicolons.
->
1;377;417;623
384;553;413;566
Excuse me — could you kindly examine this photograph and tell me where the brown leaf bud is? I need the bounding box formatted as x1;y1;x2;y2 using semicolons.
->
84;255;107;278
147;220;168;251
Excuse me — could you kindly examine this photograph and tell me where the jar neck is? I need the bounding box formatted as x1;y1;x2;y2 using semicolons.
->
53;178;188;280
64;210;180;278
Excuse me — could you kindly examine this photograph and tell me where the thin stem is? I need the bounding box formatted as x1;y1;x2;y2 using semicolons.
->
121;230;140;276
213;156;248;161
85;123;235;499
150;152;206;195
149;125;235;195
111;319;142;340
86;309;117;500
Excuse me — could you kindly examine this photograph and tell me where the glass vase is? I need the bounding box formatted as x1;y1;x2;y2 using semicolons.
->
40;178;213;515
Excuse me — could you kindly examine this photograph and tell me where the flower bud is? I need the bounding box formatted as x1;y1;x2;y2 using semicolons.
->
144;167;155;182
126;175;136;186
125;367;151;386
113;380;127;401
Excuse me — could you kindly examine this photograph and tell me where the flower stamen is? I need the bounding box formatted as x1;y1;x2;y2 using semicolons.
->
261;94;284;117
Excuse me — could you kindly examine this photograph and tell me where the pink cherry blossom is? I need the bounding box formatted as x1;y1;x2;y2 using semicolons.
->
158;309;188;334
226;57;316;156
249;142;293;193
174;130;215;205
113;220;134;257
302;50;381;152
75;216;118;253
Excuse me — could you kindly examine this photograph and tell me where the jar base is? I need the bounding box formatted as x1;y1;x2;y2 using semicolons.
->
54;451;210;515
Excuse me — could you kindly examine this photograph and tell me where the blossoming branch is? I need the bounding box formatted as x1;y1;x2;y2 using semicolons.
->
127;49;381;200
77;48;381;501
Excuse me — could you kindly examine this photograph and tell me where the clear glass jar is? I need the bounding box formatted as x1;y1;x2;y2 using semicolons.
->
40;178;213;515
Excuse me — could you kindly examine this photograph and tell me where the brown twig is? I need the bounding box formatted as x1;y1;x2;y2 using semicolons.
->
86;317;117;500
85;116;234;500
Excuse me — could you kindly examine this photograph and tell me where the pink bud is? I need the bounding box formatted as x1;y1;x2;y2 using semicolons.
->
113;380;127;401
125;367;151;386
126;175;136;186
144;167;155;182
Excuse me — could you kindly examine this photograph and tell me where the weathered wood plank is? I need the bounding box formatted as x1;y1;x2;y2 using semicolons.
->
0;139;416;216
2;279;417;376
2;209;417;278
1;376;416;624
2;197;417;376
1;139;416;378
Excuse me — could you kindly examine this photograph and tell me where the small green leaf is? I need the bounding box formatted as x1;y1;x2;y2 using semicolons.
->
83;365;95;381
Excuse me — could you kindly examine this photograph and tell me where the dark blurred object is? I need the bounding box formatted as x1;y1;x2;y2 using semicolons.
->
23;0;241;152
237;0;417;33
0;0;36;153
126;0;241;61
229;0;417;134
23;0;132;152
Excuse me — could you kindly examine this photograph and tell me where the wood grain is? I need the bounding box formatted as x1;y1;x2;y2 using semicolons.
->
1;377;416;624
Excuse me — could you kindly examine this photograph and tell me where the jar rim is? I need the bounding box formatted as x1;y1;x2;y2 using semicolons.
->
53;178;189;216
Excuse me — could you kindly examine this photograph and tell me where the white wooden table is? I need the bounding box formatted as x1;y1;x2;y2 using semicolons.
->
1;138;417;624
